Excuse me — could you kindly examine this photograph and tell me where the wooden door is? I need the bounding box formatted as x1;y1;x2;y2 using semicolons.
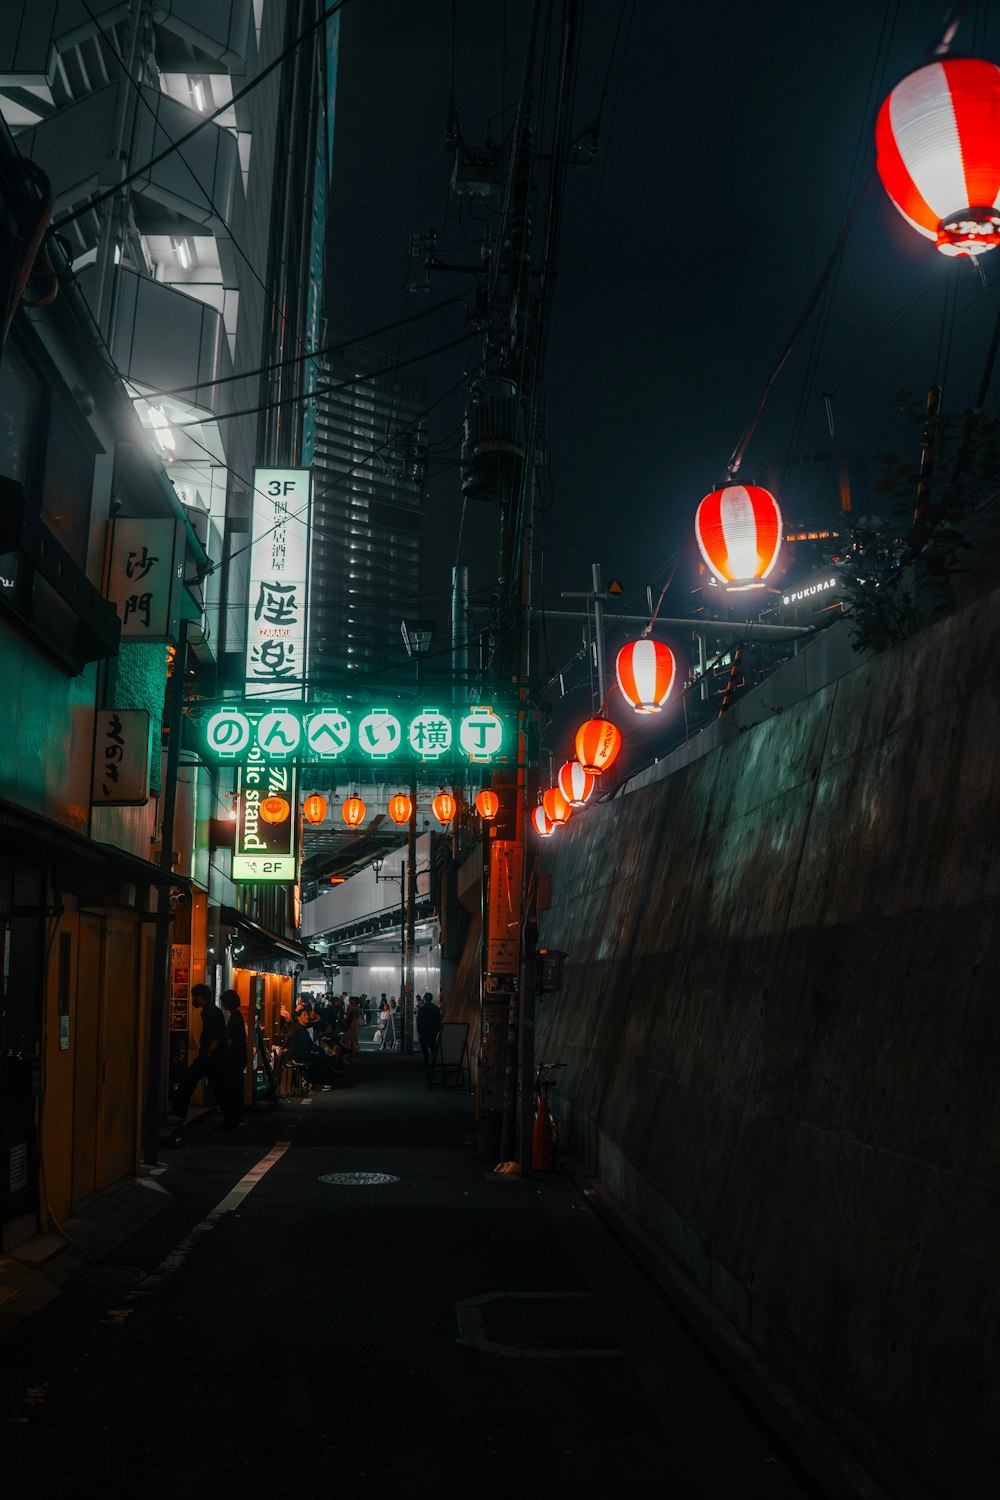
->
71;916;102;1203
97;919;138;1188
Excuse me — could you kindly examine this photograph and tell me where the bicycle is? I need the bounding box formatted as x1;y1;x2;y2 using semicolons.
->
532;1062;566;1172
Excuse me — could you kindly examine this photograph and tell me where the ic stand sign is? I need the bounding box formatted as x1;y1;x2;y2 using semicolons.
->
233;754;297;883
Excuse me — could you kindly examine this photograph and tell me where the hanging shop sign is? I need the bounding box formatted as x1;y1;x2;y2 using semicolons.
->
486;839;522;977
107;518;184;641
91;709;151;805
233;756;298;883
245;468;311;699
189;702;512;770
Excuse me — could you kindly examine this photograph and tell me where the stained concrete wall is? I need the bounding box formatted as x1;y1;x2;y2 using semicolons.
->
530;593;1000;1499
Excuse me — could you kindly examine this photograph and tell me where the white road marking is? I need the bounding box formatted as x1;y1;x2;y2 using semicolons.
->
135;1142;291;1292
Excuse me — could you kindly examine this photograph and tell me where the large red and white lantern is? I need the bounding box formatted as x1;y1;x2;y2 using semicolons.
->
532;804;555;838
557;760;594;808
542;787;572;826
615;638;677;715
875;59;1000;258
575;717;622;776
695;483;782;590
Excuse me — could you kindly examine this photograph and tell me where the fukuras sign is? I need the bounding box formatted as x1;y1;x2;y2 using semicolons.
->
246;469;311;699
233;754;298;883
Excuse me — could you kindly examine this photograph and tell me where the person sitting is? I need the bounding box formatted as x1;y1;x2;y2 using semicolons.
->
288;1004;336;1087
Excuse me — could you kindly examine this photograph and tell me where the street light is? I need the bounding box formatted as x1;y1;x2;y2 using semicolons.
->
399;616;435;1056
373;855;406;1036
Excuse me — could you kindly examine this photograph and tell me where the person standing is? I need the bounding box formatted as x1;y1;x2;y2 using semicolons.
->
377;997;393;1050
218;990;247;1129
416;991;441;1071
171;984;226;1119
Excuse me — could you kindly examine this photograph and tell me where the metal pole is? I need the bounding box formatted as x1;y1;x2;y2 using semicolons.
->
451;563;469;712
142;617;188;1164
591;562;607;707
399;861;406;1029
405;773;416;1055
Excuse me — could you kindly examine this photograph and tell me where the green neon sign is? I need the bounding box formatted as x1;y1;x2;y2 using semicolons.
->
194;702;510;769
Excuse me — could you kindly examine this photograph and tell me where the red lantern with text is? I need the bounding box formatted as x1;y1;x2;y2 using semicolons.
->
342;794;366;828
388;793;412;825
432;791;456;825
558;760;594;807
303;793;327;825
542;787;572;825
575;717;622;776
532;804;555;838
259;796;290;824
475;788;499;820
876;59;1000;258
615;639;677;714
695;483;782;589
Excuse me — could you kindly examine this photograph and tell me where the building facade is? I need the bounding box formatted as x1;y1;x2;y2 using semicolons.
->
0;0;336;1244
309;345;428;690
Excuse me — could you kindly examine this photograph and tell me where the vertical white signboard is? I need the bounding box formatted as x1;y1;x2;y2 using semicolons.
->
246;469;311;699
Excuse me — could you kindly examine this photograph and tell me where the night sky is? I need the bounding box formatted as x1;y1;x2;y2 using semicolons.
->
326;0;999;722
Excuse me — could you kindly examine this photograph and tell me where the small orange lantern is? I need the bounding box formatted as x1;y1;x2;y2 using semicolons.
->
558;761;594;807
388;793;412;825
259;796;290;824
432;790;456;825
532;804;555;838
475;788;499;820
342;794;366;828
542;787;571;825
575;717;622;776
303;793;327;825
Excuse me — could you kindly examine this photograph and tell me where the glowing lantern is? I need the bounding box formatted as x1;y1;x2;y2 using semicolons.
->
388;793;412;825
476;788;499;820
432;790;456;825
342;794;366;828
542;787;572;825
876;59;1000;258
575;717;622;776
303;794;327;825
695;484;782;589
532;804;555;838
615;638;677;715
558;761;594;807
259;796;290;824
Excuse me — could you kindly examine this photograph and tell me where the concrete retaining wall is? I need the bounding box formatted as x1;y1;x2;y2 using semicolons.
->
532;591;1000;1498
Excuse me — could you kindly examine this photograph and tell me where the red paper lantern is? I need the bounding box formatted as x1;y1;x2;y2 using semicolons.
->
557;760;594;807
303;793;327;825
532;804;555;838
615;639;677;715
259;796;290;824
542;787;572;825
876;59;1000;258
695;483;782;589
388;793;412;825
342;794;366;828
432;791;456;825
475;788;499;820
575;717;622;776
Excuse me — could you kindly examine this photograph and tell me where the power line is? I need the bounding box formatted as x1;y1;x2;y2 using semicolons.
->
51;0;352;233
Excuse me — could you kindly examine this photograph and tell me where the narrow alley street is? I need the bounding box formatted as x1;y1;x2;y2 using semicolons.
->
1;1050;838;1500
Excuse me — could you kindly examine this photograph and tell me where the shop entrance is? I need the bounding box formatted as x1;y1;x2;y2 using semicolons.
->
71;913;140;1201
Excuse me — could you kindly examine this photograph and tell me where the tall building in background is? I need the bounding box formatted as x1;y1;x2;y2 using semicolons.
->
0;0;336;1240
309;346;428;688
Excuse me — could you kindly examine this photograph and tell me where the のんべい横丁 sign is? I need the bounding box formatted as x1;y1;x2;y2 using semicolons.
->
188;703;511;769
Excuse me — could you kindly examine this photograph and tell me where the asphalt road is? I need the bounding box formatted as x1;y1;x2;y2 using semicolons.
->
1;1052;820;1499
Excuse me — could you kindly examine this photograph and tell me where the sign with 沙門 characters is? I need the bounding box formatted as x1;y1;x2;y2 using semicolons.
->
91;709;151;805
107;519;184;641
246;469;311;699
188;702;512;771
232;755;298;883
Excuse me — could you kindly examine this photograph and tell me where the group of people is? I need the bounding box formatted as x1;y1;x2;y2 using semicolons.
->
171;985;247;1129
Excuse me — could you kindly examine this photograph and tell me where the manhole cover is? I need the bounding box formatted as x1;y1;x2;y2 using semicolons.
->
318;1171;400;1186
70;1265;147;1287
